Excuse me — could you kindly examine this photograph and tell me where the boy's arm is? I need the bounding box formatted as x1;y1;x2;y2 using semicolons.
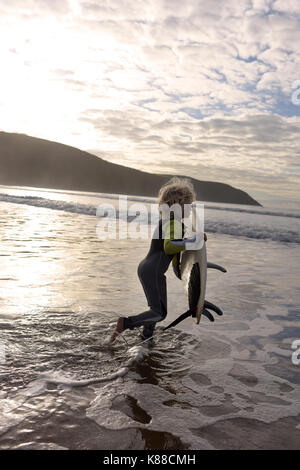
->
162;219;186;255
162;219;207;255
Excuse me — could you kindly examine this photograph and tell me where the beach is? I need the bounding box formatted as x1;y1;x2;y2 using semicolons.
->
0;185;299;450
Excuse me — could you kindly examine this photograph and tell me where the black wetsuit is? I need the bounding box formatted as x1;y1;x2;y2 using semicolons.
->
124;217;185;338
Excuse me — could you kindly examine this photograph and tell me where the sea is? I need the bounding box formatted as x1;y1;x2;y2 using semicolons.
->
0;184;299;450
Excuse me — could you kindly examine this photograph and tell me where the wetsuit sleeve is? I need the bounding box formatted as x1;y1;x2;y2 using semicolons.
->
162;219;186;255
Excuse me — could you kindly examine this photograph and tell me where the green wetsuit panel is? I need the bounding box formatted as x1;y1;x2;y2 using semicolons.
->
162;218;187;255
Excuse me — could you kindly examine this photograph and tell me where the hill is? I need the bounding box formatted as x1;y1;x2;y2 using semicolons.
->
0;131;261;206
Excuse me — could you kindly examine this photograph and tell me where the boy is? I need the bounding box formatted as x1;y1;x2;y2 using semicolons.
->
110;176;206;343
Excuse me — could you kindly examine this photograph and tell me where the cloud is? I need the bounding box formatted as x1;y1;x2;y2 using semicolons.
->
0;0;70;15
0;0;299;206
80;108;300;203
273;0;300;14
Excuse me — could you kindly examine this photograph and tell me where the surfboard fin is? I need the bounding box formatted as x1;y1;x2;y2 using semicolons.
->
207;262;227;273
202;309;215;322
204;300;224;316
162;301;224;331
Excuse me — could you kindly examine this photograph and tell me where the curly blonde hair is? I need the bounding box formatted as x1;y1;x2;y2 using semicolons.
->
158;176;196;208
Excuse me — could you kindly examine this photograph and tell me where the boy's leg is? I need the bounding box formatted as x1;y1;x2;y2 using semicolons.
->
141;275;167;338
111;254;168;342
141;321;156;340
111;286;167;342
131;274;167;338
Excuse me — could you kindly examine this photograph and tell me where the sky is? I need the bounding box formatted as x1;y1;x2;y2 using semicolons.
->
0;0;299;209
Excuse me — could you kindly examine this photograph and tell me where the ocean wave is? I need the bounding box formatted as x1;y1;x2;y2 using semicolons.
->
205;221;300;244
0;193;98;216
204;205;300;219
40;345;147;387
0;193;299;244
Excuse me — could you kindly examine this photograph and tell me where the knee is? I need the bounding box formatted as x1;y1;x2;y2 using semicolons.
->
151;311;165;322
160;310;167;321
157;313;167;323
152;304;167;322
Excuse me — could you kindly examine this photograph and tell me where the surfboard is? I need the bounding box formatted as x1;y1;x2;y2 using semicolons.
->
180;207;207;324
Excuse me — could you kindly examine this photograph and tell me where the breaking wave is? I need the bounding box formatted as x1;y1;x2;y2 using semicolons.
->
0;192;299;244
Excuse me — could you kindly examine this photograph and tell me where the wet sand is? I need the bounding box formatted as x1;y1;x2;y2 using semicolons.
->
0;196;299;450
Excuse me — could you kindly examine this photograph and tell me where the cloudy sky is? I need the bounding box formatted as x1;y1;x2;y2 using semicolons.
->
0;0;299;208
